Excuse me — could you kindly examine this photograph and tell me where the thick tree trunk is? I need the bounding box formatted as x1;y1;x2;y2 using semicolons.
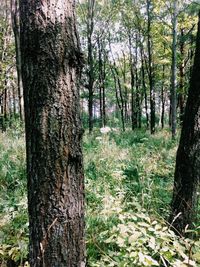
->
20;1;85;266
169;13;200;235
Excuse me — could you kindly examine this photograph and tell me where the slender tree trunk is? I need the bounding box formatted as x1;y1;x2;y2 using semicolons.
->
130;68;135;130
128;33;136;130
3;87;7;131
121;52;128;123
12;84;16;117
135;34;141;128
97;36;103;126
147;0;155;134
109;35;125;131
102;47;106;127
20;1;85;266
111;66;125;131
97;36;106;127
161;64;165;129
87;0;95;133
170;0;177;139
10;0;24;121
178;28;185;125
131;72;135;131
102;75;106;127
169;13;200;235
8;86;12;125
141;47;149;128
0;95;3;131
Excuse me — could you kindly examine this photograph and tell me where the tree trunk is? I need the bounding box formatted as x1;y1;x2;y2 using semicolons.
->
102;47;106;127
19;1;85;266
161;64;165;129
169;12;200;236
178;28;185;125
128;33;136;130
121;51;128;123
97;35;106;127
141;47;149;128
87;0;95;133
8;85;12;125
109;35;125;131
146;0;155;134
111;67;125;132
12;83;16;117
10;0;24;121
3;87;7;131
0;94;3;131
111;65;125;131
135;34;141;128
170;0;177;139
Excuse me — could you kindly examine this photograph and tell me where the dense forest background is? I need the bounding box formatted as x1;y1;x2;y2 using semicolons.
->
0;0;200;266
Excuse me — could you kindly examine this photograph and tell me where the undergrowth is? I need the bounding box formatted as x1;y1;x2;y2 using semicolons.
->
84;128;200;266
0;131;28;266
0;127;200;266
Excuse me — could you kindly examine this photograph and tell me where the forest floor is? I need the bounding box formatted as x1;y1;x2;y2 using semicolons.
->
0;127;199;266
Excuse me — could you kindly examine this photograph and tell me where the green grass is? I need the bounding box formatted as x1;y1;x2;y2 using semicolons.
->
0;131;28;266
0;127;200;266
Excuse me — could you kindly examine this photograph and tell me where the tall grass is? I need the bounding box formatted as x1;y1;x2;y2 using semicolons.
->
0;128;200;266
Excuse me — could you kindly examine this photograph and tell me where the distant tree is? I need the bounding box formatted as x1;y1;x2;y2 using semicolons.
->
97;34;106;127
87;0;95;133
146;0;156;134
0;0;16;130
170;0;177;139
10;0;24;121
20;0;85;265
169;11;200;235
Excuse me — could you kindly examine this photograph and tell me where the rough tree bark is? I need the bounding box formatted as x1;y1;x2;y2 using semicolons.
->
169;12;200;235
19;0;85;266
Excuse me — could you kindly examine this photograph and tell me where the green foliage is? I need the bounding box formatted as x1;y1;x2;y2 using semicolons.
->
0;131;28;267
94;204;200;266
84;129;200;266
0;128;200;266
